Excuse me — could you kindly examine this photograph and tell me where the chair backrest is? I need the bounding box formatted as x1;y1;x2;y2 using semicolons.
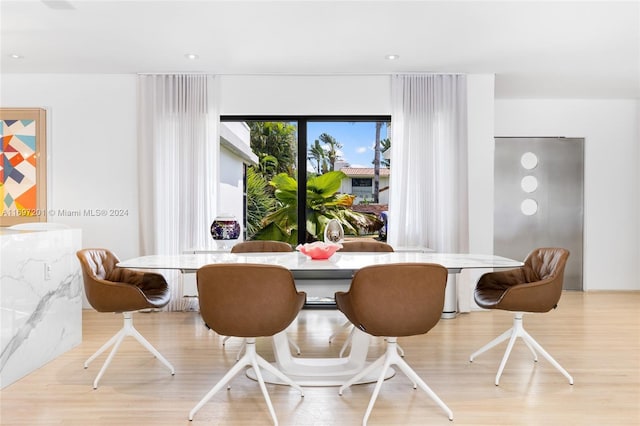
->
524;247;570;282
519;247;570;310
76;248;120;283
231;240;293;253
340;263;447;337
77;248;125;312
76;248;168;313
338;240;394;252
197;264;306;338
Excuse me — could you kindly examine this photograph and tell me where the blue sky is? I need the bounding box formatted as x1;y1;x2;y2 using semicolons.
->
307;121;389;169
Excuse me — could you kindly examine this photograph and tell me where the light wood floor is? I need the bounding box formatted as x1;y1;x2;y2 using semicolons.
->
1;291;638;425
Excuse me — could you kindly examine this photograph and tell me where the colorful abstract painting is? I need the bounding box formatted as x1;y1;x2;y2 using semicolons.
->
0;109;47;226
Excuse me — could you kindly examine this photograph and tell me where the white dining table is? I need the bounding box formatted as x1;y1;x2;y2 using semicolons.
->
118;251;522;386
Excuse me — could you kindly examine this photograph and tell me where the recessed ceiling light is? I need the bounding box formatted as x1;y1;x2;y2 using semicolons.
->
9;54;24;59
184;53;199;60
385;54;400;60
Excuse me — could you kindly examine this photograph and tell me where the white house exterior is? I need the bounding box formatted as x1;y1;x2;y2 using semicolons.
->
219;121;258;240
339;167;390;205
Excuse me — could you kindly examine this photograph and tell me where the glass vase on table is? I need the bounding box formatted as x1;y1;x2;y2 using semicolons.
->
210;215;241;250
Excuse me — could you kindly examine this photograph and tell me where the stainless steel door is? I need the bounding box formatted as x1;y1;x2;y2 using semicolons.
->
494;137;584;290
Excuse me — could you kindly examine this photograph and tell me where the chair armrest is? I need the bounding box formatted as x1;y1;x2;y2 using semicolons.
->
335;291;358;329
475;267;557;312
83;275;150;312
499;275;562;313
295;291;307;312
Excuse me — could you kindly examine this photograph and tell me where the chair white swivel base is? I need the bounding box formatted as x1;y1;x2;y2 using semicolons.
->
84;311;175;389
329;321;355;357
189;338;304;425
339;338;453;425
330;322;405;358
469;312;574;386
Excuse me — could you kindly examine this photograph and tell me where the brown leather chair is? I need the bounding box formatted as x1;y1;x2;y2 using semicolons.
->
330;240;395;356
228;240;300;357
76;248;175;389
189;264;306;424
336;263;453;424
231;240;292;253
469;247;573;385
338;240;394;253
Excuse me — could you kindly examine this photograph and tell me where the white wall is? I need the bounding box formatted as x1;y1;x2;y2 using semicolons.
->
220;75;391;115
1;74;139;261
461;74;496;311
495;99;640;291
467;75;496;256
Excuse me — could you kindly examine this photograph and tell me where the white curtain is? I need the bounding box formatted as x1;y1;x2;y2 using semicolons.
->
388;74;469;253
137;74;219;310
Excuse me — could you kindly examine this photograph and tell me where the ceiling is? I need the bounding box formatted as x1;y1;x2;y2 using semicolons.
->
1;1;639;98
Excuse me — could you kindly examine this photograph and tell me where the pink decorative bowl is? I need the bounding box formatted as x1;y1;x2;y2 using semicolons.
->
296;242;342;260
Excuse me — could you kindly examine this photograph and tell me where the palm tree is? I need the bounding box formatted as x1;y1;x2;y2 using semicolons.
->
318;133;342;171
309;140;326;175
373;122;382;203
380;138;391;168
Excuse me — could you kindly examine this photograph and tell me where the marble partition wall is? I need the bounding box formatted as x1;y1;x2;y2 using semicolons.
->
0;228;82;389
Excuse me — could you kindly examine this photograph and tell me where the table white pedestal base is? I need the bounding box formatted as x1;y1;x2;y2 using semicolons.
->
441;272;459;319
248;327;395;386
246;363;395;387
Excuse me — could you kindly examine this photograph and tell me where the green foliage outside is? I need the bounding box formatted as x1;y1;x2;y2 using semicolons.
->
244;121;385;244
244;121;296;240
247;121;297;180
252;171;382;244
245;167;275;239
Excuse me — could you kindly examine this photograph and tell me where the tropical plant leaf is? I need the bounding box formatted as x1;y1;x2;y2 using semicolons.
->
271;173;297;192
246;167;275;239
307;171;346;197
253;221;298;245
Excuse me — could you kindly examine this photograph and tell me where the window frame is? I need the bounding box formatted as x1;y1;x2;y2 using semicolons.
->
221;115;391;245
